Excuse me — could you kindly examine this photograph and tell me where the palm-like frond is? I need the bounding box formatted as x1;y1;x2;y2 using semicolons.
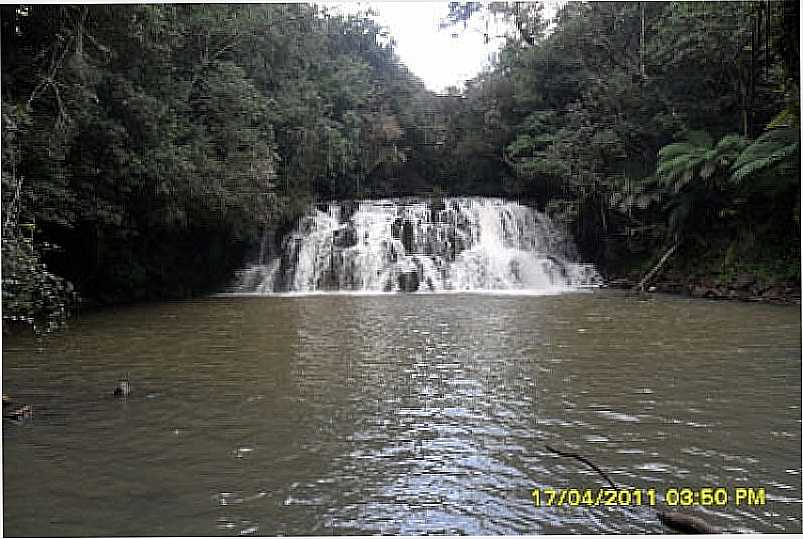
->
656;143;709;191
656;133;749;192
730;127;800;184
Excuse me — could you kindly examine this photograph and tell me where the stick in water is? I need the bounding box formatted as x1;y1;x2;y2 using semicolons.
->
544;444;618;489
544;445;719;533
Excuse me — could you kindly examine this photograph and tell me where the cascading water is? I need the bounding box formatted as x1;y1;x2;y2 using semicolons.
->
230;198;601;294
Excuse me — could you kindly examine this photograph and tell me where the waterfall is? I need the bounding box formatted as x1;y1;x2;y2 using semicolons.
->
229;198;601;294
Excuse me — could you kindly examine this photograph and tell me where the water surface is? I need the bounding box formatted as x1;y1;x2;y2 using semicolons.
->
3;291;801;535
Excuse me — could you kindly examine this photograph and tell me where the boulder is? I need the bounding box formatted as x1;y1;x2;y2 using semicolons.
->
429;197;446;222
763;286;786;298
733;273;756;290
691;286;724;298
401;220;415;253
339;200;359;223
397;270;419;292
391;217;403;240
333;226;358;248
606;278;633;289
114;379;131;398
690;285;716;298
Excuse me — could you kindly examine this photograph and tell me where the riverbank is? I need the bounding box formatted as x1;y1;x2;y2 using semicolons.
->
605;271;801;305
599;231;800;306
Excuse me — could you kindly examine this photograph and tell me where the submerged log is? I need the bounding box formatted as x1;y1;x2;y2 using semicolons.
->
658;511;719;534
5;404;32;421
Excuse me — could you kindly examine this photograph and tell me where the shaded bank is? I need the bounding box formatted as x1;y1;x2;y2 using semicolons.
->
606;273;800;305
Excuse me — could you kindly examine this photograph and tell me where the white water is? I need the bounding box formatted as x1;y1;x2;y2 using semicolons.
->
230;198;601;294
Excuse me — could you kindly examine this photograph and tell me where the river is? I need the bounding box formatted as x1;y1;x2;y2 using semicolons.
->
2;290;801;535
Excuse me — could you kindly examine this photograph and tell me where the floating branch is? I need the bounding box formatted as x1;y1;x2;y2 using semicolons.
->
544;444;618;489
544;444;719;534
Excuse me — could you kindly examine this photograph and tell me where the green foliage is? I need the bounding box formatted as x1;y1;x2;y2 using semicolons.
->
2;233;76;333
731;127;800;185
438;0;799;280
1;3;440;313
1;1;798;311
656;133;748;192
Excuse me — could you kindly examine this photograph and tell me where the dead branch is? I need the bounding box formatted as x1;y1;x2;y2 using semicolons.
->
544;445;618;489
633;242;678;292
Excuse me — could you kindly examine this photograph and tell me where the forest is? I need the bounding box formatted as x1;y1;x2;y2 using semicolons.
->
1;2;800;332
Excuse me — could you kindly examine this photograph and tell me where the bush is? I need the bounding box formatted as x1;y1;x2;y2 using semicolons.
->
2;231;77;334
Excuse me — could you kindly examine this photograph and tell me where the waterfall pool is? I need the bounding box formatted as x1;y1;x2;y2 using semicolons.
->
3;290;800;535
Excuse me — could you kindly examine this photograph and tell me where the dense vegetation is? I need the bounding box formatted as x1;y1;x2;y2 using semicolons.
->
1;4;440;330
2;2;800;332
435;1;800;289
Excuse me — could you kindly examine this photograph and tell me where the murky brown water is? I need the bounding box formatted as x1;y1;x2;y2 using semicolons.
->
3;291;801;535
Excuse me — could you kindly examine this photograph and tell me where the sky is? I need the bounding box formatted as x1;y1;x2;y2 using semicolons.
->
369;2;509;93
328;2;565;94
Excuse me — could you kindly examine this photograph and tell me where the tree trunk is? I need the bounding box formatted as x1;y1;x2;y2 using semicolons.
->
640;1;646;78
633;242;679;292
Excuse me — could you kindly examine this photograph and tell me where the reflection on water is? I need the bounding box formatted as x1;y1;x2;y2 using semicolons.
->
3;291;801;535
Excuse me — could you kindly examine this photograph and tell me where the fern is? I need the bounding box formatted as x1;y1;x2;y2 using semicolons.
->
766;103;800;129
731;127;800;183
657;133;749;192
656;146;707;191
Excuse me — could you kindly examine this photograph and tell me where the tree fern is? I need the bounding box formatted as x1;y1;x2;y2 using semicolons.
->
656;142;710;192
656;133;748;192
730;127;800;184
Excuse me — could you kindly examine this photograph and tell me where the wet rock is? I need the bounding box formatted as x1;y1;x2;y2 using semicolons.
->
391;218;403;240
733;272;756;290
114;379;131;398
429;197;446;222
606;278;633;289
5;404;32;421
401;220;415;253
333;226;358;249
763;285;786;298
546;255;568;279
339;200;359;223
690;285;709;297
691;286;724;298
397;270;419;292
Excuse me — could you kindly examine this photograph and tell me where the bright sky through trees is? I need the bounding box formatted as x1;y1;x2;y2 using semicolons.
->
327;2;548;93
368;2;507;93
337;1;566;93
